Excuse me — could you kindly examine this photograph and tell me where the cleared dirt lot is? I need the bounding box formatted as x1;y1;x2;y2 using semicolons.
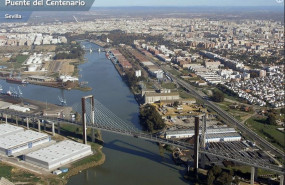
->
44;59;76;75
34;45;57;52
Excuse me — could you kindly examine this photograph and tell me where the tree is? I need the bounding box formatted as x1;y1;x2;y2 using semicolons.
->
139;104;165;132
173;101;179;107
232;176;240;185
212;90;225;102
216;171;232;185
75;112;81;122
125;71;138;87
280;108;285;114
266;113;277;125
207;170;215;185
211;165;222;176
207;165;223;185
75;127;80;134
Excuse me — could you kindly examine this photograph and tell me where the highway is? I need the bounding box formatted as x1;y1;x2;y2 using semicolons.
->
160;65;285;159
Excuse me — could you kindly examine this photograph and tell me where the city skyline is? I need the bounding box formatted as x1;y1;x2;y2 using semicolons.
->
93;0;284;7
0;2;284;185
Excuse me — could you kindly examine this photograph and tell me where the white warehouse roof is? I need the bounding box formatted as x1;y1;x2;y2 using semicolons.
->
0;130;49;150
166;127;236;137
25;140;92;170
0;124;24;137
206;132;241;143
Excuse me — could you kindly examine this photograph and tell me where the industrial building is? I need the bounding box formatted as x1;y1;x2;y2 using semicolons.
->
205;132;241;143
0;130;51;156
24;140;93;170
28;75;55;82
165;127;239;140
144;89;180;104
0;124;24;137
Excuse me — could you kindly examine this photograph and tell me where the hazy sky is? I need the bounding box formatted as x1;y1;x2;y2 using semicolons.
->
93;0;284;7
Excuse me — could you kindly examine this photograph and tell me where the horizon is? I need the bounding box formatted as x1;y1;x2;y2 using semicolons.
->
92;0;284;7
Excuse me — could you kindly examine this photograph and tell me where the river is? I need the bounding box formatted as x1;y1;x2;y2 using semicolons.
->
1;41;190;185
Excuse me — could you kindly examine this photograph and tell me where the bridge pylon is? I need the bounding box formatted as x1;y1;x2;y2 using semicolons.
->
81;95;95;144
200;114;207;169
194;116;200;179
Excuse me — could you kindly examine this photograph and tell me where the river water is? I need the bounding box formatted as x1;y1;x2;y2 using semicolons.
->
1;42;190;185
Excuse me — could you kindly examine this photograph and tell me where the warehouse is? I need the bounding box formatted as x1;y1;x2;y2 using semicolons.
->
165;127;237;139
28;75;54;82
144;90;180;104
206;132;241;143
0;130;51;156
24;140;93;170
0;124;24;137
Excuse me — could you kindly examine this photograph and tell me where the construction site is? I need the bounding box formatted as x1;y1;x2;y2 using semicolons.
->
0;48;84;90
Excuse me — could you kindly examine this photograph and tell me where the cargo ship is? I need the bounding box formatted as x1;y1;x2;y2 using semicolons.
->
6;77;29;85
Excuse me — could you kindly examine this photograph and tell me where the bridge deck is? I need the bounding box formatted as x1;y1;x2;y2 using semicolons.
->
0;108;284;174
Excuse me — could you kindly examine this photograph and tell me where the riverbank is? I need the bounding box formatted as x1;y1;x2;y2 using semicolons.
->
106;54;144;105
90;39;108;48
29;80;92;91
60;143;106;185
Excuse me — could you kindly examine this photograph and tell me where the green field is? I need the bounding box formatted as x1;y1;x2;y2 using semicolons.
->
15;55;29;64
179;89;195;99
0;163;42;184
0;164;12;178
161;82;176;89
203;86;247;103
246;116;285;150
216;101;253;122
169;69;180;76
7;54;30;68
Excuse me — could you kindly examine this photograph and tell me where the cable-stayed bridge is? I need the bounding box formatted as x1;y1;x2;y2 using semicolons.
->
0;96;284;176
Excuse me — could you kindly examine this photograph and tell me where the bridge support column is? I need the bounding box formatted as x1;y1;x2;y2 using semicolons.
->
280;175;284;185
91;97;95;143
38;120;41;132
250;167;255;185
52;122;55;136
194;116;200;179
57;122;61;134
82;97;87;144
200;115;207;169
32;118;35;128
44;121;46;131
26;118;29;129
5;114;7;124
